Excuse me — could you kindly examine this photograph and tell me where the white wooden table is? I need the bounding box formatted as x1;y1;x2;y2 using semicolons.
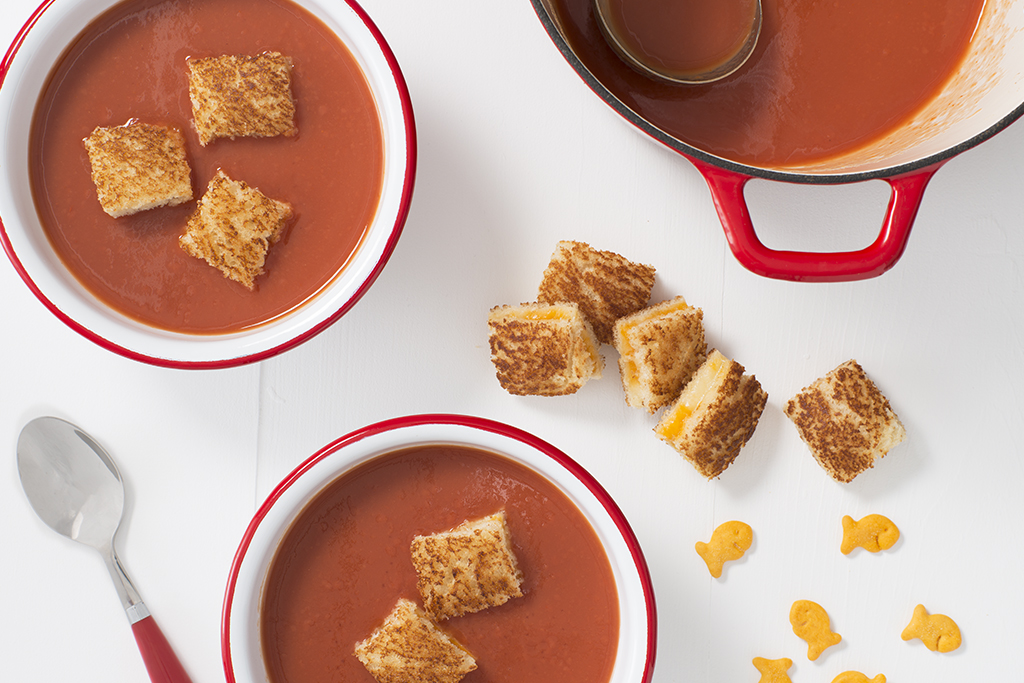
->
2;0;1021;681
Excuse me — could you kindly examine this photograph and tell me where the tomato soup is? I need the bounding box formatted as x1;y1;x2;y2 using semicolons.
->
30;0;384;333
260;445;620;683
553;0;985;167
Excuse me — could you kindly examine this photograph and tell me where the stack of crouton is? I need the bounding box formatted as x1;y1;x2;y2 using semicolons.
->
83;51;298;290
487;240;766;480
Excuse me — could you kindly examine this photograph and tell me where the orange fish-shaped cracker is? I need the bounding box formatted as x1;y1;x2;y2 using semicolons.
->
901;604;962;652
841;514;900;554
753;657;793;683
832;672;886;683
695;520;753;578
790;599;842;660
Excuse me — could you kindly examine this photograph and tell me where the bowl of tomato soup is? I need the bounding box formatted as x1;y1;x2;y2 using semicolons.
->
222;414;657;683
532;0;1024;281
0;0;415;367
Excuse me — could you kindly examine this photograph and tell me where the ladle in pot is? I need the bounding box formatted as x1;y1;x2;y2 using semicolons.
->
594;0;762;84
17;416;193;683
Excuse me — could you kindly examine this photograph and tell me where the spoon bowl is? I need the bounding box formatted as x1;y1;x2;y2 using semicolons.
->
18;419;124;548
17;417;192;683
593;0;762;84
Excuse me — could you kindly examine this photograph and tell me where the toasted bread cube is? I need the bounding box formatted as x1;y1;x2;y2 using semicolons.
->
179;170;292;289
656;350;767;479
411;511;524;621
488;302;603;396
83;122;192;218
785;360;905;483
614;296;707;414
537;241;656;344
188;52;297;146
354;598;477;683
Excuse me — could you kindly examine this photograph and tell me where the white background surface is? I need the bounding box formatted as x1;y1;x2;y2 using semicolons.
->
2;0;1022;682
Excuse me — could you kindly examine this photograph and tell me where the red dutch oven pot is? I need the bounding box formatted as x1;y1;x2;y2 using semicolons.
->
530;0;1024;282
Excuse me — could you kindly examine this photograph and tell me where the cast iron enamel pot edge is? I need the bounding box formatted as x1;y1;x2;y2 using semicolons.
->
530;0;1024;282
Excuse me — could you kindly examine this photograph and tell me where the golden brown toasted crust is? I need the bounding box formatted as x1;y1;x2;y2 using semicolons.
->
411;511;524;621
487;302;603;396
614;297;707;413
179;170;292;289
537;241;656;344
784;359;905;483
354;598;477;683
83;122;193;218
188;52;297;146
656;350;767;478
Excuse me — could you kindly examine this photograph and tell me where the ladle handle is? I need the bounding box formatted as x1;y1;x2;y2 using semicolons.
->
132;615;194;683
691;158;943;282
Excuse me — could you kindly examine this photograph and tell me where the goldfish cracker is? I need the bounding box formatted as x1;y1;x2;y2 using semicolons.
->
695;520;753;578
752;657;793;683
901;604;962;653
790;599;842;660
841;514;900;555
832;672;886;683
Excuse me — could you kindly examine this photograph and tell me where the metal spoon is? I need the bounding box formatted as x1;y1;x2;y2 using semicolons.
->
594;0;762;84
17;417;193;683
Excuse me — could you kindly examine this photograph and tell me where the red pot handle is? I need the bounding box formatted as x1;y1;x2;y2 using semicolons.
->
132;615;194;683
690;157;944;282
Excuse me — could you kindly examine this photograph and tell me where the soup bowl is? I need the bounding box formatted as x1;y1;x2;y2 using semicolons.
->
222;414;657;683
0;0;415;368
531;0;1024;281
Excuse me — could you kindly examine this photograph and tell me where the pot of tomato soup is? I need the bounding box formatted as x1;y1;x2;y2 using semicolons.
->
531;0;1024;281
0;0;415;367
222;415;657;683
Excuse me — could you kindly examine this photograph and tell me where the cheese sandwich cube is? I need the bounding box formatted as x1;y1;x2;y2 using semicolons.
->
410;511;524;621
83;122;193;218
537;240;655;344
614;296;707;414
656;349;767;478
785;359;906;483
354;598;477;683
488;301;603;396
179;170;292;289
188;52;297;146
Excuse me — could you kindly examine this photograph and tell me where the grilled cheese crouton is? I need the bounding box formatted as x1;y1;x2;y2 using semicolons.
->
179;170;292;289
614;296;707;413
785;360;905;483
537;241;655;344
354;598;477;683
83;122;192;218
188;52;297;146
656;350;767;478
411;511;524;621
488;302;603;396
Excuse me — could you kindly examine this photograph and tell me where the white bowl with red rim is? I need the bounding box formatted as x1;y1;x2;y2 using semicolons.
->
222;414;657;683
0;0;415;368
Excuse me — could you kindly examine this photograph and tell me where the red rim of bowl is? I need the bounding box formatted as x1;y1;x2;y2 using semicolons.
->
220;413;658;683
0;0;417;370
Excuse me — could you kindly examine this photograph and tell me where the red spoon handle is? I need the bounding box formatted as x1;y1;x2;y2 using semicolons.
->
131;615;194;683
